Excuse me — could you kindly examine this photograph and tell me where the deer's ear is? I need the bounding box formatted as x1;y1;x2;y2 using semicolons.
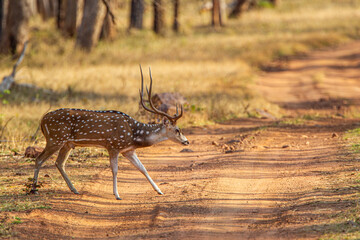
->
162;118;170;126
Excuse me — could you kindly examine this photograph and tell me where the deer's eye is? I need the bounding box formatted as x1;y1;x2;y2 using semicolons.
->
176;129;180;134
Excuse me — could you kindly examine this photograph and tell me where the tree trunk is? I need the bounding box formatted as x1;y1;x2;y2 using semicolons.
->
212;0;222;27
49;0;57;17
56;0;65;29
28;0;38;16
76;0;106;51
37;0;52;20
100;0;115;40
100;10;115;39
1;0;31;55
0;0;7;43
153;0;165;35
0;0;3;40
129;0;144;29
64;0;78;37
229;0;247;18
172;0;179;32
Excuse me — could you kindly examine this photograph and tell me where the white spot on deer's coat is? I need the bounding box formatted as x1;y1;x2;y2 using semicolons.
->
44;124;50;135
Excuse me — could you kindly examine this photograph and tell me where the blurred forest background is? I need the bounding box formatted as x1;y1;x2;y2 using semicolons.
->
0;0;360;152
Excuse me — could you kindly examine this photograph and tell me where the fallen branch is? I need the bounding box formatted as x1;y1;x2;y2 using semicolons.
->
0;41;28;92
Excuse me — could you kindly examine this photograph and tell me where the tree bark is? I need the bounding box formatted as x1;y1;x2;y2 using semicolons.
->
212;0;222;27
229;0;247;18
76;0;106;51
0;0;3;40
37;0;52;20
64;0;78;37
100;0;115;40
100;11;115;39
172;0;179;32
49;0;57;17
56;0;65;29
1;0;31;55
129;0;144;30
153;0;165;35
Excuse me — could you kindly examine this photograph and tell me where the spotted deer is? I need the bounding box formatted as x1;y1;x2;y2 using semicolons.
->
30;67;189;200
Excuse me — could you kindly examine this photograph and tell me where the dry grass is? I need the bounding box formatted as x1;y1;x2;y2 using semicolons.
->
0;0;360;153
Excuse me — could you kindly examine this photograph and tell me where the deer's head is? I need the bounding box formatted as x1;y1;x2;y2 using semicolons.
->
139;66;189;146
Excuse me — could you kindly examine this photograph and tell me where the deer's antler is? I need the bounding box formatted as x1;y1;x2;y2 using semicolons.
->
139;65;183;123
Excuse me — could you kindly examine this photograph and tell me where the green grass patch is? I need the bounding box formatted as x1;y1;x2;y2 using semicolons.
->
0;195;51;212
320;202;360;240
279;118;306;126
321;128;360;239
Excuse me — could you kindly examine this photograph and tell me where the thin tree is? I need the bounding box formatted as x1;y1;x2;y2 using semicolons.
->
37;0;52;21
100;1;116;40
172;0;179;32
56;0;65;29
153;0;165;35
1;0;31;54
76;0;106;51
212;0;222;27
64;0;79;37
0;0;3;40
129;0;144;30
100;0;116;40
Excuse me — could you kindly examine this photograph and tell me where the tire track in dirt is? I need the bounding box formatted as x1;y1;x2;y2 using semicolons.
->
12;42;360;239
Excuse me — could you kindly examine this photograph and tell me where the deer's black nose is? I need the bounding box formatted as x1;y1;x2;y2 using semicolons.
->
182;140;189;146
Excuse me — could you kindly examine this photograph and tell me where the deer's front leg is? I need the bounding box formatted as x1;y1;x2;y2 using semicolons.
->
109;150;121;200
122;151;163;195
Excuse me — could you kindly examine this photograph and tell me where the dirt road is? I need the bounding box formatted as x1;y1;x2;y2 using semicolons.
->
12;42;360;239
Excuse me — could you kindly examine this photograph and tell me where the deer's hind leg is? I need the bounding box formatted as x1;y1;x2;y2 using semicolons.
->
55;143;79;194
31;144;63;193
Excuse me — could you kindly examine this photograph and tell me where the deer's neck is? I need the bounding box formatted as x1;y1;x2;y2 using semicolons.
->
131;122;167;148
